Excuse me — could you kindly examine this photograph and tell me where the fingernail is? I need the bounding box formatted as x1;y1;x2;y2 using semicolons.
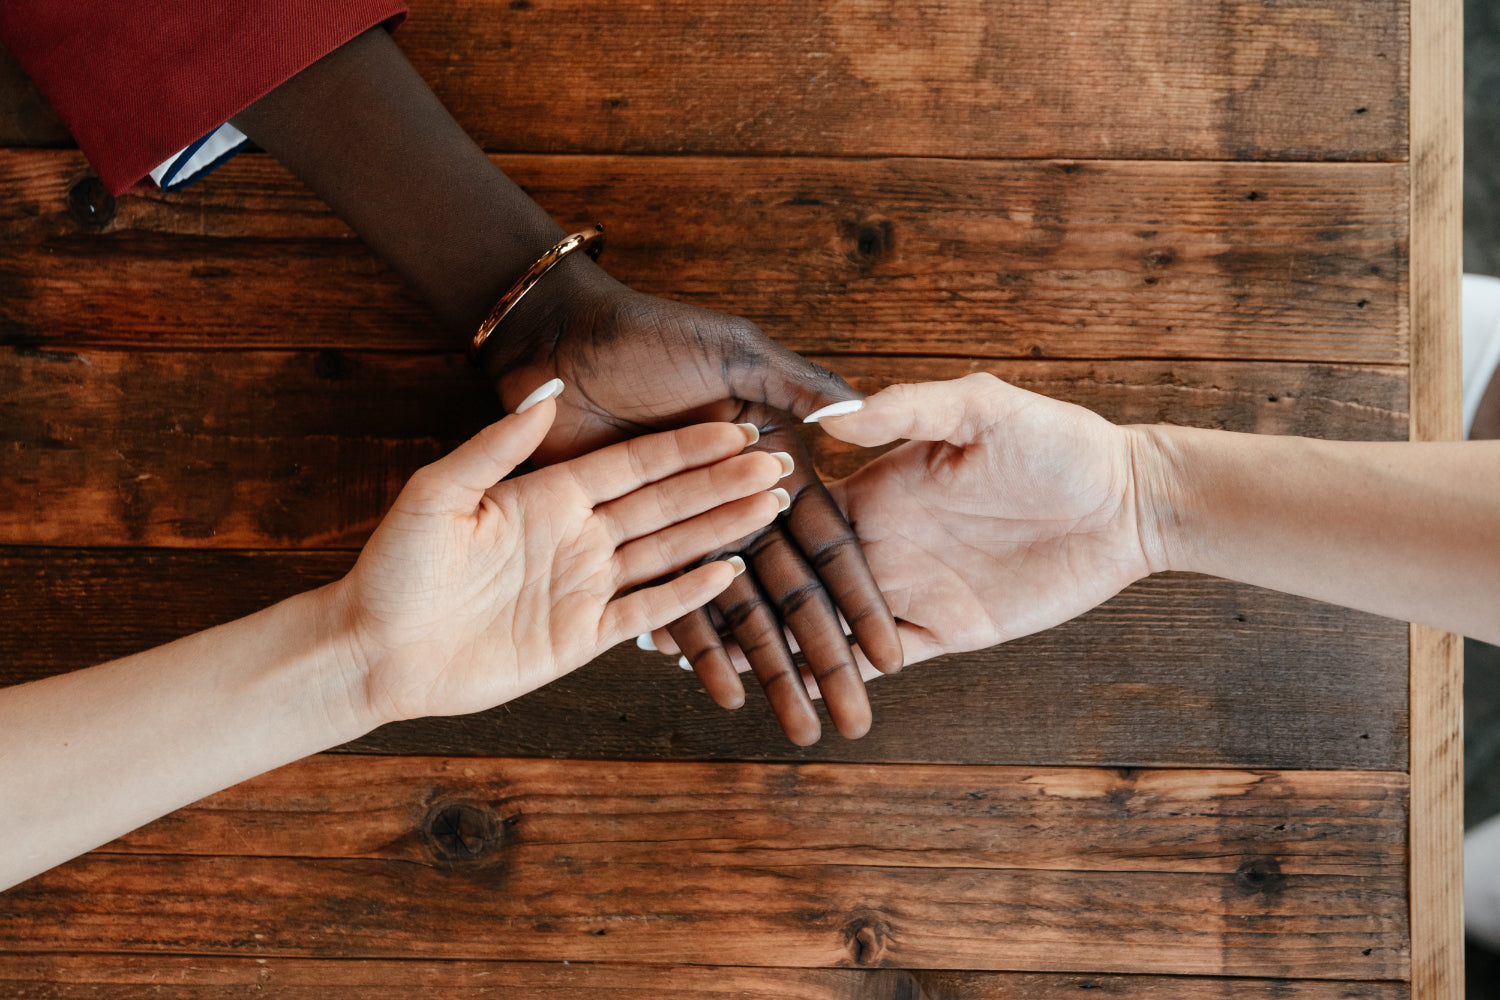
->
636;632;657;651
726;555;746;577
735;422;760;445
770;487;791;512
516;377;565;413
803;399;864;423
678;655;694;671
770;452;794;478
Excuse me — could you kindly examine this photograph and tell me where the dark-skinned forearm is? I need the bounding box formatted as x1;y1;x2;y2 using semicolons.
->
231;25;598;340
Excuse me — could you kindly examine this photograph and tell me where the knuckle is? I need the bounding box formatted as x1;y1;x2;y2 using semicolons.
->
719;596;765;633
758;669;804;697
812;658;856;682
803;532;864;574
741;631;792;664
743;532;782;562
776;581;830;621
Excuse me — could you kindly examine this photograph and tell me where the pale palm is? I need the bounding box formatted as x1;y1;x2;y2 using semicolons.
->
826;374;1153;666
338;400;783;726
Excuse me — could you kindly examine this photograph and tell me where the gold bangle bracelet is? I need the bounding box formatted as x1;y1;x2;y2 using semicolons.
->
469;224;605;365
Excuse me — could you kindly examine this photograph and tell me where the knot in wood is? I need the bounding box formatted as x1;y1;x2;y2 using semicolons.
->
840;912;893;967
843;219;894;265
423;801;502;865
1233;856;1287;898
67;176;115;229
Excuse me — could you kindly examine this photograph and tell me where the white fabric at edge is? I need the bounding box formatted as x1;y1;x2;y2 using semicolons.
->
147;123;250;190
1463;273;1500;438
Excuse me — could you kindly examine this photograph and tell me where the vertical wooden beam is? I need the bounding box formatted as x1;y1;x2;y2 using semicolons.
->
1408;0;1464;996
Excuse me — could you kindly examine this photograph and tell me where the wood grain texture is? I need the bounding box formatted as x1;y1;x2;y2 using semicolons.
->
104;756;1409;877
0;1;1410;163
0;548;1408;769
0;757;1409;978
1407;0;1465;996
0;350;1408;548
390;0;1407;161
0;45;69;148
0;151;1409;362
0;955;1412;999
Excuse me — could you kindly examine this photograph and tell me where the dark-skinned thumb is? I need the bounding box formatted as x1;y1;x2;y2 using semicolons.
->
729;338;862;420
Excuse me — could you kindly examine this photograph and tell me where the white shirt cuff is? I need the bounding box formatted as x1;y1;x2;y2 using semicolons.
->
148;123;252;192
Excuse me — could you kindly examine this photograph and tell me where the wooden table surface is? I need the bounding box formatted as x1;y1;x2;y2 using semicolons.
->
0;1;1463;996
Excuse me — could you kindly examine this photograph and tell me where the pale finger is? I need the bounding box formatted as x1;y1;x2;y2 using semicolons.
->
564;422;758;506
412;397;556;512
646;626;679;655
597;451;785;545
614;492;782;590
815;373;1007;449
601;561;740;648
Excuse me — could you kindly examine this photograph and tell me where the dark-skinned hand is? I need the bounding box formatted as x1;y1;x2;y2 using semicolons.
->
484;256;905;743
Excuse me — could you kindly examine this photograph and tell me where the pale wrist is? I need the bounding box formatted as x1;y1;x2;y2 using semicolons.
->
1125;423;1197;576
304;580;389;739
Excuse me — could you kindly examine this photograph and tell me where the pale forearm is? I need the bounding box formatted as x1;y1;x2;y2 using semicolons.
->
1136;426;1500;643
0;585;370;890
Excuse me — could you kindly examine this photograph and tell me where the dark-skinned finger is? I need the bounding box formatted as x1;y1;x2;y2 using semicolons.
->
742;525;872;739
710;570;823;746
782;467;905;674
666;607;745;710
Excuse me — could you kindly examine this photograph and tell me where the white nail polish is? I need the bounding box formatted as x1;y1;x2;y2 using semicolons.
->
636;633;657;651
770;452;794;478
515;377;565;413
770;487;791;512
735;422;761;445
726;555;747;577
678;655;694;671
803;399;864;423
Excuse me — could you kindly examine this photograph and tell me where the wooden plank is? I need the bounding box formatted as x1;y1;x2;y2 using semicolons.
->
0;757;1408;978
0;548;1408;769
0;348;494;548
0;152;1409;363
0;351;1409;548
0;955;1412;999
106;756;1409;877
0;0;1409;161
397;0;1407;161
1407;0;1465;995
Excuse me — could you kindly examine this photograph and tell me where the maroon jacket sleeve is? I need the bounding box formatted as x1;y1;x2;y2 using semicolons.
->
0;1;408;195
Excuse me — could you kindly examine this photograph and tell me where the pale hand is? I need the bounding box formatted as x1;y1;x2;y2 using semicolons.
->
334;387;785;727
822;373;1155;666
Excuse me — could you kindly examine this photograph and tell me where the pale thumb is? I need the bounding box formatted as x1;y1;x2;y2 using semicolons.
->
419;379;562;509
813;373;1005;448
